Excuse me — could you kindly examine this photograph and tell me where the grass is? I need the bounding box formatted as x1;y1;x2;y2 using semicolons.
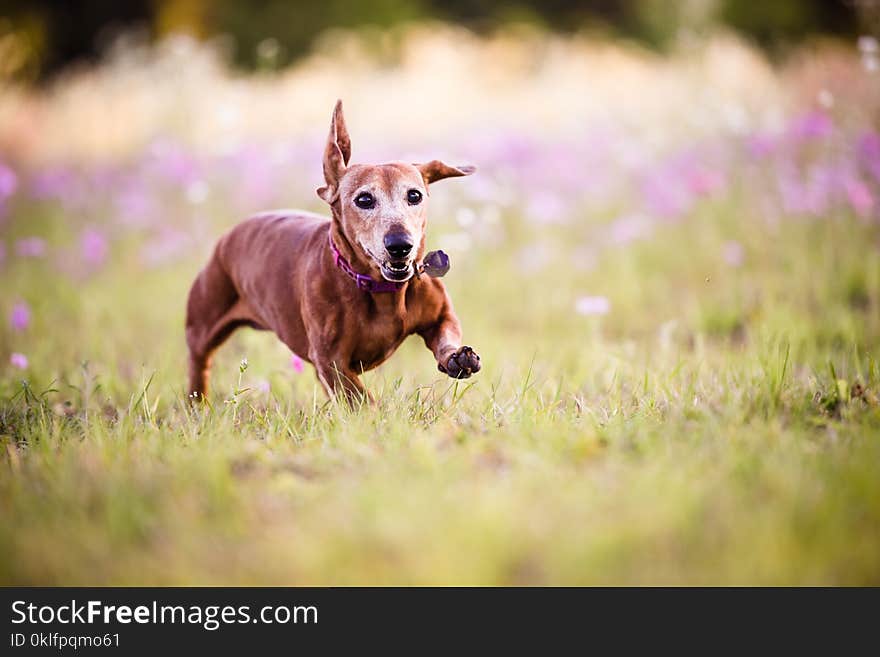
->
2;192;879;585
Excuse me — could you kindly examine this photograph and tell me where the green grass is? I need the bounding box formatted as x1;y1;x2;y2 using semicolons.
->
2;203;880;585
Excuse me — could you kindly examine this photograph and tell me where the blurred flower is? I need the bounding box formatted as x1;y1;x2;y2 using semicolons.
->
146;139;201;185
575;295;610;316
642;173;692;219
10;353;28;369
256;379;271;393
722;241;744;267
788;111;833;143
746;134;776;160
777;164;833;216
15;237;46;258
857;132;880;183
80;227;109;266
844;178;874;218
0;161;17;200
609;214;653;245
226;144;279;210
31;166;91;211
30;167;77;202
290;353;305;373
9;301;30;331
685;167;726;196
115;179;156;226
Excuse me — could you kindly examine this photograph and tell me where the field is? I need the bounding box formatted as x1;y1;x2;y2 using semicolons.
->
1;28;879;584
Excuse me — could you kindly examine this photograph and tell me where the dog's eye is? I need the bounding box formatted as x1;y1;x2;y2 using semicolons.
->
407;189;423;205
354;193;375;209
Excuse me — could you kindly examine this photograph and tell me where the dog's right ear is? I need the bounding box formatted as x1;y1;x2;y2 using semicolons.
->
317;99;352;204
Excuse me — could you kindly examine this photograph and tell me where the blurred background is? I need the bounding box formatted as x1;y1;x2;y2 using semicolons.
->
1;1;880;586
0;0;873;80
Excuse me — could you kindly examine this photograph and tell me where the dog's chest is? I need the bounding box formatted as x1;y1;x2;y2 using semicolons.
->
349;311;414;371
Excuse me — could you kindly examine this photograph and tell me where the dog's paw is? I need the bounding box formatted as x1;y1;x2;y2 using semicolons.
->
442;346;481;379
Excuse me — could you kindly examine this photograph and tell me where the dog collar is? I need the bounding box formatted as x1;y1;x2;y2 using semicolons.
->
328;232;406;293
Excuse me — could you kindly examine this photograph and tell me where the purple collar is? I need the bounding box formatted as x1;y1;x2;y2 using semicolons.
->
328;232;406;293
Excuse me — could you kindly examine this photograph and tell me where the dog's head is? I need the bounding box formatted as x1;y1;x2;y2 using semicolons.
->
317;100;474;283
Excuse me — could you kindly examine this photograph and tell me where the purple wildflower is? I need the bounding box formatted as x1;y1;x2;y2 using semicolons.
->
609;214;653;245
0;161;17;200
114;177;156;227
788;110;833;143
746;134;776;160
722;241;744;267
10;353;28;369
844;177;874;218
10;301;30;331
290;353;305;373
858;132;880;183
80;227;109;266
146;139;201;185
15;237;46;258
642;172;693;219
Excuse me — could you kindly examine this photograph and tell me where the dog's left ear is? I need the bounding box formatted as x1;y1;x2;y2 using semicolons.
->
317;99;352;204
416;160;476;186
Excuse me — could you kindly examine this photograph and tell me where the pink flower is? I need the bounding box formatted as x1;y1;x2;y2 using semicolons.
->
15;237;46;258
722;241;744;267
746;133;776;160
80;227;109;265
575;295;611;316
10;353;28;369
609;214;652;245
290;353;305;373
0;161;17;200
9;301;30;331
789;111;833;142
844;178;874;218
858;132;880;183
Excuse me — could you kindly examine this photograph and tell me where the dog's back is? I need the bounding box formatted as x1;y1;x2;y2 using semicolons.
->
185;211;326;396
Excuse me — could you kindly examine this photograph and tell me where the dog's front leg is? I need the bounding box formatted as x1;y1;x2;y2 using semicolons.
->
419;304;481;379
312;357;372;405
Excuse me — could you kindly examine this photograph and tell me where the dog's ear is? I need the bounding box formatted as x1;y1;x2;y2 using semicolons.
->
416;160;476;186
317;100;352;203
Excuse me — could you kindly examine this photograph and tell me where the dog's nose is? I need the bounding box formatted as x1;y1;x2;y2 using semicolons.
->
384;233;413;260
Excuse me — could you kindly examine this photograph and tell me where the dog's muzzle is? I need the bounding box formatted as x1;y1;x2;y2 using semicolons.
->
381;232;415;282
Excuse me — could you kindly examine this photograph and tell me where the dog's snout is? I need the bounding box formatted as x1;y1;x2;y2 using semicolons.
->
384;232;413;260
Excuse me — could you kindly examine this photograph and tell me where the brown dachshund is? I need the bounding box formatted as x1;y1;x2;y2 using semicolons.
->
186;100;481;402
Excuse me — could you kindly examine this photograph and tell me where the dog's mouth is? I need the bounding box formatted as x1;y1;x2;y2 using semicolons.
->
361;243;415;282
380;259;414;282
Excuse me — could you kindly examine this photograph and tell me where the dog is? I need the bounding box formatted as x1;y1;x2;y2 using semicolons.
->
185;100;481;402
